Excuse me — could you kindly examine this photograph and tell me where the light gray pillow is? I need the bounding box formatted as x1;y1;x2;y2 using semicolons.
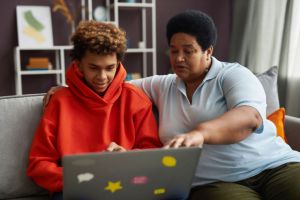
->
256;66;280;115
0;95;47;199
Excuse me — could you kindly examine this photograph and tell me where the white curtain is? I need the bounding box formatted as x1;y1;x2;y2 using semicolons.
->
230;0;300;117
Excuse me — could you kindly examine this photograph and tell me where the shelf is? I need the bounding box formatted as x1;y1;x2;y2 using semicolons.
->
20;70;63;75
107;0;157;77
16;45;73;51
127;48;155;53
14;46;69;95
111;2;154;8
14;0;157;95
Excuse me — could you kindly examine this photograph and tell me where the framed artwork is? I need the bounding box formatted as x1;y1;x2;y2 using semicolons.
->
16;6;53;47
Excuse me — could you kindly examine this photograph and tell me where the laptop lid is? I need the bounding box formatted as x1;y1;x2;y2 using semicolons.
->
63;147;201;200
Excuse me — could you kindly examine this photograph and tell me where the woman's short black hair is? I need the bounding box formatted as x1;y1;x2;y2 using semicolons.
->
166;10;217;51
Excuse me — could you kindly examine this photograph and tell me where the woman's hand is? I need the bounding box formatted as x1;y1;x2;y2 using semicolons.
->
164;130;205;148
106;142;127;152
43;86;65;110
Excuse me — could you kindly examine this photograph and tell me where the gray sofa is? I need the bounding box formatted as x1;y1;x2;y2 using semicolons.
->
0;94;48;200
1;67;300;199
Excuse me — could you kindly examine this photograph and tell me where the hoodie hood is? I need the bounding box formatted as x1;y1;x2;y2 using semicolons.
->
66;61;127;106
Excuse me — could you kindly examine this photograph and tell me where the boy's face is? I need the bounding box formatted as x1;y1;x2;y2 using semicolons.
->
77;51;118;96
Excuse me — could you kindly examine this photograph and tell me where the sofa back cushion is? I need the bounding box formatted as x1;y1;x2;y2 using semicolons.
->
0;95;47;199
256;66;280;115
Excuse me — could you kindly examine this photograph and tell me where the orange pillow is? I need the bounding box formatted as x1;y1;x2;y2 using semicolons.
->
267;108;287;143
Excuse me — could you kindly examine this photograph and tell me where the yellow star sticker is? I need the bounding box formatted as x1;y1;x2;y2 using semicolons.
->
154;188;166;195
104;181;123;193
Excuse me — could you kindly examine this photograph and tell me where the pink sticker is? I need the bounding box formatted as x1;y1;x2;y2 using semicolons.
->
131;176;148;185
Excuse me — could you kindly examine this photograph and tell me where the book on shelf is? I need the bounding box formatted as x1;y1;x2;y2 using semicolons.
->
25;57;53;70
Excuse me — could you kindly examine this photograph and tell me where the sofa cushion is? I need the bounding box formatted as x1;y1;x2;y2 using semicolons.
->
256;66;280;115
0;95;47;199
267;107;287;142
9;195;49;200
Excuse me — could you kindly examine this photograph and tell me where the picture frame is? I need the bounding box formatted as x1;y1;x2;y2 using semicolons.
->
16;5;53;47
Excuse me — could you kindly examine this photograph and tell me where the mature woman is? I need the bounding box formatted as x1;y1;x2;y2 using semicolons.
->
44;10;300;200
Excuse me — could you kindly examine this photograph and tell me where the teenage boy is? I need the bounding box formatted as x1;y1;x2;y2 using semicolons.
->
27;21;162;199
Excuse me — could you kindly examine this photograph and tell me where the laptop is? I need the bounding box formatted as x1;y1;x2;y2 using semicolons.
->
63;147;201;200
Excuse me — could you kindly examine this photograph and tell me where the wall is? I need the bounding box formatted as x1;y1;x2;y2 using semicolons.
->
0;0;232;96
0;0;75;96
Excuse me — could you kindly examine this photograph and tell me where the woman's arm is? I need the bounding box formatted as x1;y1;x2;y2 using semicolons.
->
164;66;267;148
129;75;170;105
43;86;65;109
164;105;263;148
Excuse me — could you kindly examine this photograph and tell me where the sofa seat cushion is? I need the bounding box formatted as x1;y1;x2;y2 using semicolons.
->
8;195;49;200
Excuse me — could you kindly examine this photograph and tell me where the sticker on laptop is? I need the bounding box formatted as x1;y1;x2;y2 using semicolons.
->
105;181;123;193
154;188;166;195
162;156;177;167
77;173;94;183
131;176;148;185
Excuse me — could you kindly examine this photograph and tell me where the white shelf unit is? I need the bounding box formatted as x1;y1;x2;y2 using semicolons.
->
14;45;73;95
86;0;157;77
111;0;156;77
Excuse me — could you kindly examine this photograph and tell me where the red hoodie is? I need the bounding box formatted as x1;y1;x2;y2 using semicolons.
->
27;62;162;192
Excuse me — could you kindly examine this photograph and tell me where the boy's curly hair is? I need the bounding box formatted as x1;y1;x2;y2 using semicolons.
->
70;20;127;61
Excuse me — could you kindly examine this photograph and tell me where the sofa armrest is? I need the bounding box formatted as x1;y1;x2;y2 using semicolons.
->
285;115;300;151
0;94;48;199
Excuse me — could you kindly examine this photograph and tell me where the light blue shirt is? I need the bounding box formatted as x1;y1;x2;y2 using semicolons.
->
130;57;300;186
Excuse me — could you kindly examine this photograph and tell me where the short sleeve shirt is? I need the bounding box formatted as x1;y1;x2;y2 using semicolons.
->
130;57;300;186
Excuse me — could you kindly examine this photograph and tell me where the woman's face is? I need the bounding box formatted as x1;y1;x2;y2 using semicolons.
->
77;51;118;96
169;33;212;83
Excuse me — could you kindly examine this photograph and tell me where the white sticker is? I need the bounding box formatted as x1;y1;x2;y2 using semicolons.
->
77;173;94;183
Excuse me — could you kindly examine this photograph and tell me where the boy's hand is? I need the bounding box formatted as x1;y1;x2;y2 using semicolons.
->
43;86;65;110
106;142;127;152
